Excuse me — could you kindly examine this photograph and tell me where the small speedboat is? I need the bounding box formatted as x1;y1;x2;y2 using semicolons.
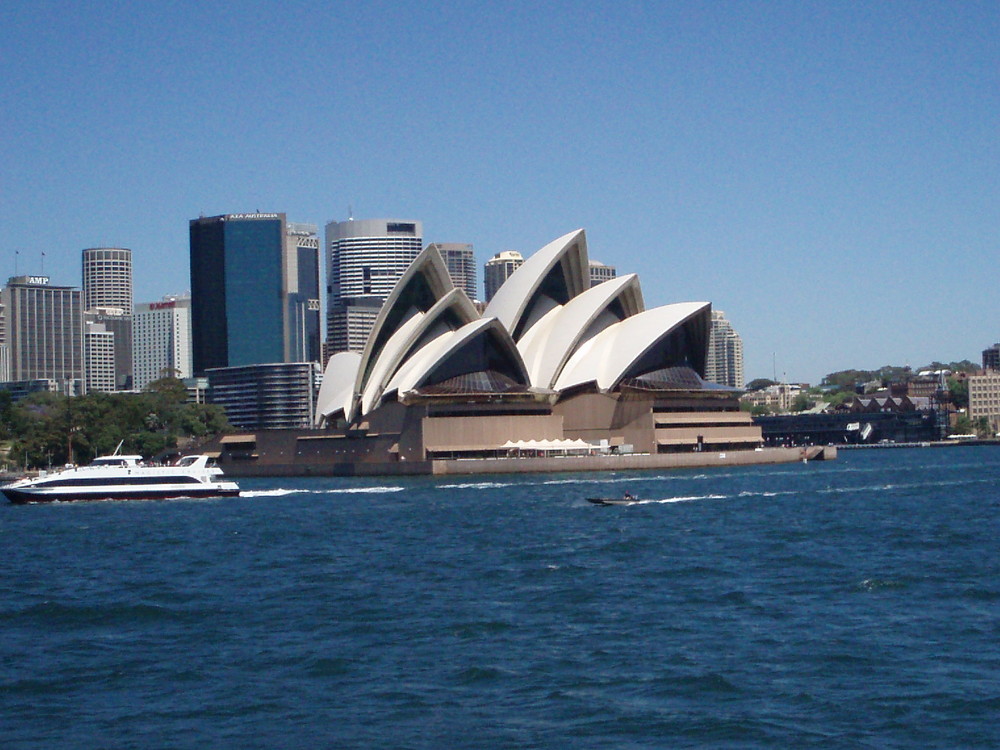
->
2;454;241;504
587;496;642;506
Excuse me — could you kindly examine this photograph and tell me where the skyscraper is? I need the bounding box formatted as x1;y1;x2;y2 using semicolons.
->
82;247;133;313
84;318;116;393
325;218;423;353
284;223;322;364
189;213;321;375
2;275;84;394
133;295;193;390
427;243;477;301
82;247;133;390
588;260;616;287
705;310;744;388
983;343;1000;372
0;298;8;382
484;250;524;302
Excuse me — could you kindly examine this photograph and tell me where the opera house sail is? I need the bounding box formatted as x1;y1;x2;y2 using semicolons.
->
210;228;811;475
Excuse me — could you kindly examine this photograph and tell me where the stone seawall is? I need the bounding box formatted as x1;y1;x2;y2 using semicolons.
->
430;445;835;476
215;443;834;478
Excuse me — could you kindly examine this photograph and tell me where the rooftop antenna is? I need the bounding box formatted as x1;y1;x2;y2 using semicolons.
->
40;251;45;275
348;204;353;221
14;249;18;276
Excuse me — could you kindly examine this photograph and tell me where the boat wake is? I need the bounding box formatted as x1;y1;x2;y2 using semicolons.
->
437;481;516;490
238;489;300;498
647;494;728;504
240;486;406;497
634;476;993;506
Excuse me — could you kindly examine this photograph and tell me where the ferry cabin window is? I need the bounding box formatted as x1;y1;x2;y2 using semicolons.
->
91;458;127;467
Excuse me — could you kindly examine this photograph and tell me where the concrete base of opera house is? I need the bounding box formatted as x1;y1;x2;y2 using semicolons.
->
204;443;835;478
429;444;835;475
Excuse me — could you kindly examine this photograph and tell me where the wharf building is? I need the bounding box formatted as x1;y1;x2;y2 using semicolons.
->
207;229;793;476
427;243;477;302
755;408;944;446
705;310;744;388
0;276;84;395
82;247;134;390
484;250;523;302
132;295;193;390
326;219;423;355
190;213;321;374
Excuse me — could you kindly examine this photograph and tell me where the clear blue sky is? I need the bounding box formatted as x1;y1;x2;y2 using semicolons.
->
2;0;997;384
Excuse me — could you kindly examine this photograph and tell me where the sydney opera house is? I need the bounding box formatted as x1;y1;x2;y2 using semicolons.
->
211;230;828;475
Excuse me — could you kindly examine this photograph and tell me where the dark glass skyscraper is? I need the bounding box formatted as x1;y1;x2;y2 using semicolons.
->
190;213;320;376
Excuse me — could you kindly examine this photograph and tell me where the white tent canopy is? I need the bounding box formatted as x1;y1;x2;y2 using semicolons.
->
500;438;593;452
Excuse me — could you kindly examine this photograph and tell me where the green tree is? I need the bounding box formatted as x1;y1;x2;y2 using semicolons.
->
6;382;230;469
952;414;973;436
947;377;969;410
0;390;14;440
874;365;911;385
791;393;815;412
745;378;777;392
826;391;855;409
822;370;873;390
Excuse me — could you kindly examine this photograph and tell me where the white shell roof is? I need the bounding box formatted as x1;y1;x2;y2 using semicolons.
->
483;228;589;340
315;351;362;424
554;301;710;392
389;317;529;396
517;274;645;389
316;229;716;425
360;288;479;415
353;245;455;396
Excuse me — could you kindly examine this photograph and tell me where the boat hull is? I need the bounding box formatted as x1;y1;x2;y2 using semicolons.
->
587;497;641;506
3;486;241;505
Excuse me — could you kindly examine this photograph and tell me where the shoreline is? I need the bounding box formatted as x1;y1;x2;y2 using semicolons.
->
838;439;1000;450
217;445;835;478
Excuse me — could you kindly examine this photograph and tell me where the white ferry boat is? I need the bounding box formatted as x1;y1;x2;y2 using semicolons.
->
1;454;241;504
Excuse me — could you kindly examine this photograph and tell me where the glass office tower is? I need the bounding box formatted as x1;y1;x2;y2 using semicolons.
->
190;213;319;375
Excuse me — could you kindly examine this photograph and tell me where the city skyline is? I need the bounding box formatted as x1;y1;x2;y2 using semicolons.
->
2;209;992;386
2;1;997;384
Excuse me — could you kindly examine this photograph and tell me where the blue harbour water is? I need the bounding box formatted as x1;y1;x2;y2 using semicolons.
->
2;447;999;748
